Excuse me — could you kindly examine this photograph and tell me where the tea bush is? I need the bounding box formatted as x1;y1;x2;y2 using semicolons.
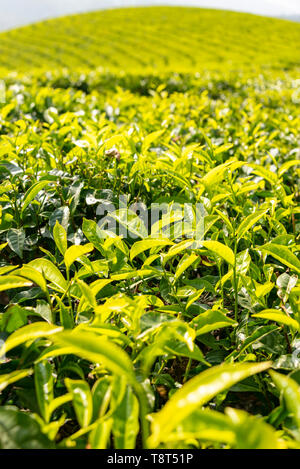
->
0;7;299;449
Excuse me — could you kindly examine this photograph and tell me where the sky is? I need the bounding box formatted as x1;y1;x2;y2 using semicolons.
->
0;0;300;31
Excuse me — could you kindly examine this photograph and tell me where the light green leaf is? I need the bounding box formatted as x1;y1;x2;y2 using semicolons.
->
278;160;300;177
227;325;279;360
64;243;94;271
202;160;243;187
82;218;105;255
77;279;112;313
236;209;268;240
55;295;74;329
65;379;93;428
89;418;113;449
148;361;271;447
166;406;281;448
142;130;165;152
225;407;282;449
253;310;299;331
200;240;235;265
21;180;51;213
163;239;195;265
77;279;97;310
0;369;33;393
29;258;68;292
0;275;32;292
53;220;67;255
0;407;54;449
251;165;278;185
112;386;139;449
0;323;63;356
92;377;113;420
164;408;235;445
259;243;300;274
1;305;28;333
13;266;47;292
130;238;173;261
52;330;135;383
269;371;300;430
174;253;198;281
186;288;204;310
190;309;237;336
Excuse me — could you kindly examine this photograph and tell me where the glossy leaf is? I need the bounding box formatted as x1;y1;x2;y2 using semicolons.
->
13;266;47;292
200;240;235;265
190;309;237;336
270;371;300;430
29;258;68;292
174;253;198;280
149;361;272;447
21;180;51;213
236;208;268;241
259;243;300;274
253;310;299;331
52;330;136;383
64;243;94;271
0;369;33;393
0;407;54;449
53;220;67;255
112;386;139;449
0;275;32;292
0;323;63;356
130;238;173;261
65;379;93;428
7;229;25;258
34;361;54;422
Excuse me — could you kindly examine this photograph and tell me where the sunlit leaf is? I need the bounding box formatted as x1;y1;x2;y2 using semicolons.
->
149;361;271;447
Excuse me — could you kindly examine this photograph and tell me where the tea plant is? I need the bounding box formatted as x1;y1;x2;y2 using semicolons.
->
0;7;299;450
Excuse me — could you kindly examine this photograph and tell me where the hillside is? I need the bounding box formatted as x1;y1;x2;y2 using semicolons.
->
0;7;300;73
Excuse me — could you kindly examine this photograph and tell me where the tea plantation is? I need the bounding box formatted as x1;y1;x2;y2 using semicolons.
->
0;7;299;449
